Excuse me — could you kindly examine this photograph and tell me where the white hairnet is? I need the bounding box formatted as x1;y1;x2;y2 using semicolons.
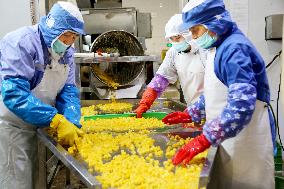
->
165;14;184;40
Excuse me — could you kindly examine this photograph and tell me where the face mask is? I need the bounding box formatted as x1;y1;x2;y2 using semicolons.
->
171;40;190;52
194;31;217;49
52;39;69;56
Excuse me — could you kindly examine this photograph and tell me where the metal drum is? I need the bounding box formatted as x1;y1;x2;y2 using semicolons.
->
90;30;144;88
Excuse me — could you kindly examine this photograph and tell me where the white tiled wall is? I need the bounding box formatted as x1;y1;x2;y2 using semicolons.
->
122;0;180;56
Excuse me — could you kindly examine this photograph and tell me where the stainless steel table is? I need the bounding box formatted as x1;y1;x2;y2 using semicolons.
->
37;99;217;189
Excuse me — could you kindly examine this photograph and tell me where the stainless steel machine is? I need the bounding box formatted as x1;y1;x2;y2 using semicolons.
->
75;7;160;100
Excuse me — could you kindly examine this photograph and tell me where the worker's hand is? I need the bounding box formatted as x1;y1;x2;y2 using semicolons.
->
172;134;211;165
134;104;149;118
134;87;158;118
162;111;191;125
50;114;83;146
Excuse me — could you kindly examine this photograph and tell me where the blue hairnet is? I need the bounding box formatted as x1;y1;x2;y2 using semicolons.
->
39;2;85;47
182;0;234;36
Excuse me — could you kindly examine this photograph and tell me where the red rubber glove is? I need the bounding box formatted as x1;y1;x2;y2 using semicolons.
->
162;111;192;125
172;134;211;165
134;87;158;118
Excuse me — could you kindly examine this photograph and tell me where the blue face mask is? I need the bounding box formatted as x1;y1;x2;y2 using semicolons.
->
52;39;69;55
195;31;217;49
172;40;190;52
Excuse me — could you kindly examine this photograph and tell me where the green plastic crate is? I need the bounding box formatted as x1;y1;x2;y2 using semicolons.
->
83;112;168;121
276;176;284;189
275;143;283;171
275;143;284;189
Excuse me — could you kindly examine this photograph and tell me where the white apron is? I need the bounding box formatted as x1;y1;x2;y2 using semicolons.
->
0;57;69;189
175;51;206;105
205;48;274;189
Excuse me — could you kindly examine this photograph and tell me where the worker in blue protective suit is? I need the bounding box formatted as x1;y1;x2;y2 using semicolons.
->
0;2;85;188
135;14;206;118
162;0;275;189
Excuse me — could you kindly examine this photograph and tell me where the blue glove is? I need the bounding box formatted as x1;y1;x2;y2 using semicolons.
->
56;84;81;128
1;77;57;127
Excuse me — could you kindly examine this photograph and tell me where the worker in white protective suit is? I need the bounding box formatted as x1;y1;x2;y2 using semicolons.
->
0;2;84;188
162;0;275;189
135;14;206;118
